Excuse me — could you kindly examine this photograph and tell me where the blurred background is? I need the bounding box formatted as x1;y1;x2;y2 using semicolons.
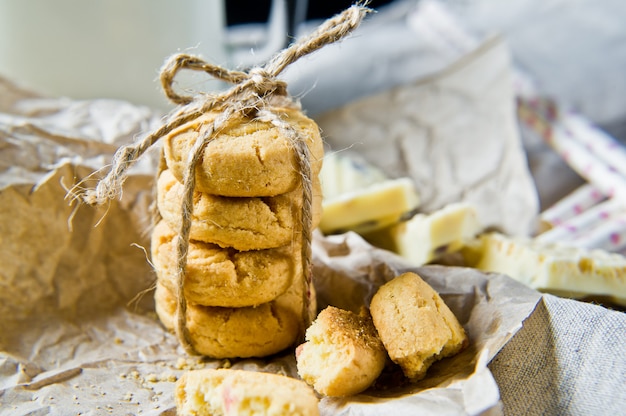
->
0;0;393;110
1;0;625;142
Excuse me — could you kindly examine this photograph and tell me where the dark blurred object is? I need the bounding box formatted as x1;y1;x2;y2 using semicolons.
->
226;0;272;25
304;0;396;19
226;0;396;26
225;0;398;66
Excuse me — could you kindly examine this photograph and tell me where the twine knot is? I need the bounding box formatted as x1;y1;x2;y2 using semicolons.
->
246;66;288;101
159;56;289;112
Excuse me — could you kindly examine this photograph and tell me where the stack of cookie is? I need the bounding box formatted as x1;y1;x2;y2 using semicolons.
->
151;107;324;358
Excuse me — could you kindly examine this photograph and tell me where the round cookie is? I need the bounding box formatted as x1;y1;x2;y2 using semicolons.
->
157;169;322;251
296;306;387;397
369;272;468;382
151;220;295;307
176;368;320;416
154;276;316;359
163;107;324;197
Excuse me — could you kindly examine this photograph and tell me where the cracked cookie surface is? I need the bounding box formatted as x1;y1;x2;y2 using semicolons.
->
157;169;322;250
151;220;297;307
154;271;316;358
163;107;324;197
296;306;387;397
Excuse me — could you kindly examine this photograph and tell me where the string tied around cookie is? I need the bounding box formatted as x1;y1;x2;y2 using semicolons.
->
74;3;372;356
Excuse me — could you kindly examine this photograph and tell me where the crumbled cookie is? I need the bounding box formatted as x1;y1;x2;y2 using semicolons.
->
176;368;319;416
296;306;387;396
370;272;468;381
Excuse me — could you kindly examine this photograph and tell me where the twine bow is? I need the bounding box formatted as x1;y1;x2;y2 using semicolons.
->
77;3;371;355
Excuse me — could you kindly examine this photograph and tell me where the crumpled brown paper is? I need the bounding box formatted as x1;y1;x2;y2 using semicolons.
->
0;79;161;324
0;35;542;415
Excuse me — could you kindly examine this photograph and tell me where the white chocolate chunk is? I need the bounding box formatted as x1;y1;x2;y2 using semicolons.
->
369;202;482;266
320;152;388;200
473;232;626;305
319;152;420;234
319;177;420;234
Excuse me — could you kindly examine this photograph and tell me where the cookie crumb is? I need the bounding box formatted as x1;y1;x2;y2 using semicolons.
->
162;372;177;382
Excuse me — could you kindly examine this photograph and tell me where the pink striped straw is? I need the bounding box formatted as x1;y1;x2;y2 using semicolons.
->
569;212;626;253
540;183;606;227
546;122;626;203
562;113;626;179
536;198;625;244
516;75;626;202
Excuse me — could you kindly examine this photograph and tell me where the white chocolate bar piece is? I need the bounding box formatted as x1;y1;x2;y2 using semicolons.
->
319;177;420;234
319;152;419;234
319;152;388;200
473;232;626;305
366;202;482;266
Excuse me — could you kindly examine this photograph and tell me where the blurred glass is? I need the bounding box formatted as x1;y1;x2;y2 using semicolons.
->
0;0;228;109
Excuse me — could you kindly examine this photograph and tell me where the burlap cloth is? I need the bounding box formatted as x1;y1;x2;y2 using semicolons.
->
489;295;626;415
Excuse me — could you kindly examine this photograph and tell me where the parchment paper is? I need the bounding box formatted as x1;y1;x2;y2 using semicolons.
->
0;31;541;416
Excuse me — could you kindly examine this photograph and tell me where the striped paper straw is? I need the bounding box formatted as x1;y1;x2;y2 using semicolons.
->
569;211;626;252
562;113;626;178
536;198;626;244
516;75;626;202
547;122;626;203
540;183;606;227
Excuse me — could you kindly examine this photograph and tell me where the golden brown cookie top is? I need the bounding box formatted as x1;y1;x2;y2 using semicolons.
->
314;306;385;352
163;107;324;197
156;169;322;251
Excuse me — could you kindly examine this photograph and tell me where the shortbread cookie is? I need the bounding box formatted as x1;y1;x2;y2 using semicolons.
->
296;306;387;397
163;107;324;197
157;169;322;250
176;368;320;416
151;220;294;307
154;278;316;358
370;272;468;381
